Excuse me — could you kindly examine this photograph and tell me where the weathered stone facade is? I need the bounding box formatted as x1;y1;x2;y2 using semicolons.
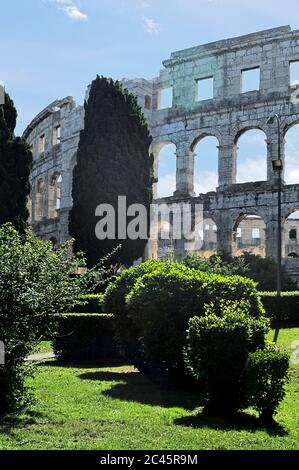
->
24;25;299;281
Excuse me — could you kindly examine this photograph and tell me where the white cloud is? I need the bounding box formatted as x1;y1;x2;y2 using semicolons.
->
237;155;267;183
143;17;160;34
194;170;218;194
285;128;299;184
45;0;88;21
157;173;176;198
61;5;88;21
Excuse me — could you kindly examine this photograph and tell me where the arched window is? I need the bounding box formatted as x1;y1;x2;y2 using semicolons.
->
193;136;219;194
285;210;299;258
289;229;297;240
233;213;266;257
235;129;267;183
284;124;299;184
156;143;176;198
48;172;62;219
35;179;45;221
201;218;218;254
145;95;151;110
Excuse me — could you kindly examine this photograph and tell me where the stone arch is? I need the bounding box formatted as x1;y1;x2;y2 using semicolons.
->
48;171;62;219
35;179;45;221
190;133;220;194
198;216;218;256
145;95;151;110
234;126;268;183
284;209;299;258
156;211;175;260
232;212;266;257
283;120;299;185
151;141;177;198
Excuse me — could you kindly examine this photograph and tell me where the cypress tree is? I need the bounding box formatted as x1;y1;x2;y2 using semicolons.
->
69;77;153;267
0;92;32;232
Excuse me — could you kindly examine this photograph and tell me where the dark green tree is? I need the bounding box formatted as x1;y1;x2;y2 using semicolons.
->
69;77;153;267
0;92;32;232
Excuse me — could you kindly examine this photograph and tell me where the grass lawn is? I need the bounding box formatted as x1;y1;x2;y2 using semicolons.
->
0;327;298;450
33;341;53;354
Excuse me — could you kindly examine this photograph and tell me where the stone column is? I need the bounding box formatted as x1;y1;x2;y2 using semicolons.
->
218;142;236;189
216;214;233;255
267;133;286;184
152;149;159;199
174;142;195;197
265;215;286;260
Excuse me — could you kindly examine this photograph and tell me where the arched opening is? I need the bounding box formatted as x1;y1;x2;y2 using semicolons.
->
48;172;62;219
35;179;45;221
232;213;266;257
193;136;219;194
284;123;299;184
197;218;218;257
157;215;174;260
285;210;299;258
156;143;176;198
145;95;151;110
235;129;267;183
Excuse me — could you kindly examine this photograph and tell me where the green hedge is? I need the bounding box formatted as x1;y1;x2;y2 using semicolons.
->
52;314;120;361
185;304;270;414
260;292;299;323
125;267;264;380
72;294;104;314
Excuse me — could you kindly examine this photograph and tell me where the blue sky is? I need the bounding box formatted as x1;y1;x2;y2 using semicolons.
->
1;0;299;194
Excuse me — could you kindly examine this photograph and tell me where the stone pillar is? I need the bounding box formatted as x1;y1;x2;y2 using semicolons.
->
216;214;233;255
152;149;159;199
265;215;286;260
31;186;37;223
174;142;195;197
218;142;236;189
44;173;50;219
267;133;286;184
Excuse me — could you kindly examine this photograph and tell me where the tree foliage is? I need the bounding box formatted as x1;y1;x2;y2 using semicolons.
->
0;224;96;413
182;252;297;291
70;76;153;267
0;92;32;232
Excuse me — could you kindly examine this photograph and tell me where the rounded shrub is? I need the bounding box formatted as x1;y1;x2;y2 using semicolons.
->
103;259;185;359
125;267;264;379
246;347;290;422
185;301;269;413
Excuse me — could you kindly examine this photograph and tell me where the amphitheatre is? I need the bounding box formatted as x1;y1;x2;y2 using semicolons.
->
24;25;299;283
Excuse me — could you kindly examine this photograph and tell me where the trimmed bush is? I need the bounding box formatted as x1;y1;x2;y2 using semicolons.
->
260;291;299;323
246;347;290;422
73;294;104;314
185;302;269;413
53;314;120;361
103;259;184;358
125;266;264;379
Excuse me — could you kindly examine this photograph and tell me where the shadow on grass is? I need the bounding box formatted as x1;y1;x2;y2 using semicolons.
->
0;410;44;437
174;409;288;437
36;358;128;369
79;369;204;411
